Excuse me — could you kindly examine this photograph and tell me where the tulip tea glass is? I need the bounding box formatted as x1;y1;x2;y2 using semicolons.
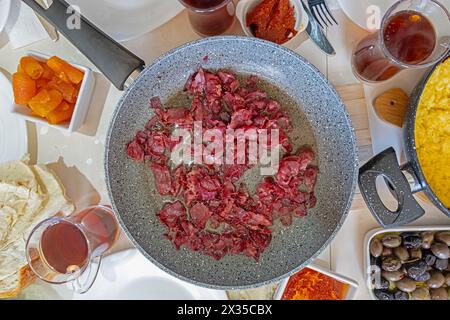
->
26;205;119;293
352;0;450;83
179;0;236;36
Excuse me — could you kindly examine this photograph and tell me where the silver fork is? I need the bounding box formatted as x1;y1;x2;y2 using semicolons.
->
307;0;338;28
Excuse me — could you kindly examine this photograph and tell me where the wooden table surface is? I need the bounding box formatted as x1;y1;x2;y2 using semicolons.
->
1;1;449;300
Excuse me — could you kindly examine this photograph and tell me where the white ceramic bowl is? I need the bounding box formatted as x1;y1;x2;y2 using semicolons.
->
273;263;359;300
364;226;450;300
236;0;309;50
10;51;95;133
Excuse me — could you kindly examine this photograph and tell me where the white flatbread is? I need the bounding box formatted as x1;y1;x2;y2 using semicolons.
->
0;160;74;298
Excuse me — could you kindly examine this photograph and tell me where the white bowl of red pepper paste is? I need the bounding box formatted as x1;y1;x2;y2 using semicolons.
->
274;264;359;300
236;0;309;50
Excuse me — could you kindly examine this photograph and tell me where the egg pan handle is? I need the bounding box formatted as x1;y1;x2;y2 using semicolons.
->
358;147;425;227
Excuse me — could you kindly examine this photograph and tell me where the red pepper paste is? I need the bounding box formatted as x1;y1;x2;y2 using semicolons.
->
246;0;298;44
281;268;350;300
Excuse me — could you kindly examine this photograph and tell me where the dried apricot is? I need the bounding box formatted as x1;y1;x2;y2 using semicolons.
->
62;63;84;85
47;78;77;103
36;78;48;90
47;56;84;85
47;101;75;124
20;56;44;80
41;63;55;80
28;89;63;118
47;56;65;73
13;72;37;104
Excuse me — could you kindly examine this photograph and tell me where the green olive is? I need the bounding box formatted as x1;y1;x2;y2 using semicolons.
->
382;270;405;282
394;247;409;262
370;238;383;258
410;287;431;300
395;278;417;293
445;272;450;286
409;248;422;260
431;243;450;259
382;247;393;256
382;235;402;248
421;231;434;249
435;232;450;246
430;288;448;300
427;271;446;289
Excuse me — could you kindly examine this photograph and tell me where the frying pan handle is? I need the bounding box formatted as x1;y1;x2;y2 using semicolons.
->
21;0;145;90
358;147;425;227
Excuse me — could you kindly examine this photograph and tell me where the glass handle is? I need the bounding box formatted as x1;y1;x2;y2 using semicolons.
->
71;255;102;294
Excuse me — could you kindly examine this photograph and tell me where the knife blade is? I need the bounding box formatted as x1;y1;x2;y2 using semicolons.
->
300;0;335;56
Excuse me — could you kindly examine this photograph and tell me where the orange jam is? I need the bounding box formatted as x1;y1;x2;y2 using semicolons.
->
281;268;350;300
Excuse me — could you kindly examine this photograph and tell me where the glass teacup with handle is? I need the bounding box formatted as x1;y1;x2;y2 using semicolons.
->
352;0;450;83
26;205;119;293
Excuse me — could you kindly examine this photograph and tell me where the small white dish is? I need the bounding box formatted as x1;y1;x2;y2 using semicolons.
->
10;51;95;133
236;0;309;50
0;70;28;164
0;0;11;35
50;249;228;300
273;263;359;300
364;225;450;300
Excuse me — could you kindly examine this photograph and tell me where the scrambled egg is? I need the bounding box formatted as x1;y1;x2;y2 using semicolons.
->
415;58;450;208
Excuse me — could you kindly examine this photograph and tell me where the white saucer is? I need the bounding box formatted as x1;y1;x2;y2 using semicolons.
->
337;0;396;30
0;71;28;164
66;0;184;42
0;0;11;34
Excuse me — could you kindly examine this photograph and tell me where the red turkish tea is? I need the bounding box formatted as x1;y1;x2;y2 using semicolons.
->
383;11;436;65
40;207;118;274
180;0;235;36
41;221;88;274
181;0;228;9
352;10;436;82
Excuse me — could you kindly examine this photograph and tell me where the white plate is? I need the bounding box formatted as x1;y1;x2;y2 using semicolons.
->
0;0;11;34
337;0;396;30
0;71;28;164
66;0;184;42
52;249;228;300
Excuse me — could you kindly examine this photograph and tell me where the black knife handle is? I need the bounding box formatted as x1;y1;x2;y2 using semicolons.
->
21;0;145;90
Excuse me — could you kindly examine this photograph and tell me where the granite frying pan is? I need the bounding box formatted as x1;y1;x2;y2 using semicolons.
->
23;0;358;289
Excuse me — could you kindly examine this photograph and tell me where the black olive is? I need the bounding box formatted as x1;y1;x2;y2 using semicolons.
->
402;234;422;249
374;289;395;300
404;260;427;278
410;271;431;282
394;289;409;300
402;232;420;237
423;250;437;266
434;258;449;271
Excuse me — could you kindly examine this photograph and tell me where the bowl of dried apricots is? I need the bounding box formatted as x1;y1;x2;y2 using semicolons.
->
11;51;95;132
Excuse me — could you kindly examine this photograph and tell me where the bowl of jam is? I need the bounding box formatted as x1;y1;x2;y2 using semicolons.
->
274;263;359;300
